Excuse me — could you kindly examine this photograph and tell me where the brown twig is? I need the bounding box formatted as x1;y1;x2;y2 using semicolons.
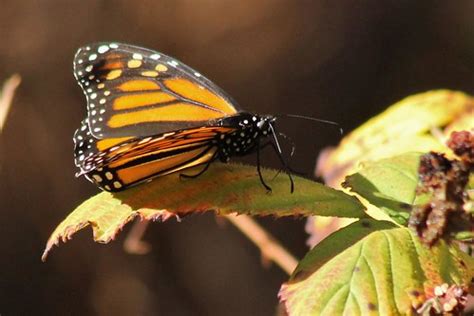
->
122;213;298;274
225;214;298;275
0;74;21;132
123;219;152;255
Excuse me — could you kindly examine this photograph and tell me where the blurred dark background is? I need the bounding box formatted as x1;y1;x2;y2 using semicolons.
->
1;1;474;315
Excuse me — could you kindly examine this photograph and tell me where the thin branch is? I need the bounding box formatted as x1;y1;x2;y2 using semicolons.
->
122;213;298;275
0;74;21;132
225;214;298;275
123;219;152;255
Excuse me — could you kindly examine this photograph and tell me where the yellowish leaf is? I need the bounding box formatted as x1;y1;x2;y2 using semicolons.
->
43;163;366;260
310;90;474;247
316;90;473;188
281;220;474;316
42;193;176;261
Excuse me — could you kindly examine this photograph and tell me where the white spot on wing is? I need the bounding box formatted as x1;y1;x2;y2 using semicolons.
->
138;137;152;144
98;45;110;53
88;54;97;61
167;60;179;67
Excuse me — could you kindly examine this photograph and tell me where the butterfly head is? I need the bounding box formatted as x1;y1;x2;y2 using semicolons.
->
253;114;278;146
255;114;275;132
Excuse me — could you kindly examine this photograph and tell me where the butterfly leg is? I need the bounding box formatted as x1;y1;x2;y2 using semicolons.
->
179;151;217;179
257;139;273;192
272;163;305;179
260;140;295;193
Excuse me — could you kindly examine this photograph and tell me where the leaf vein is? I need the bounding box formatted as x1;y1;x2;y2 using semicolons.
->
382;231;400;314
319;284;348;316
362;252;380;314
342;244;363;315
407;230;425;279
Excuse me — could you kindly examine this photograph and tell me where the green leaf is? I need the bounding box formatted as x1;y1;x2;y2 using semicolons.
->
116;163;366;216
280;219;474;316
343;153;422;225
43;163;366;260
317;90;472;186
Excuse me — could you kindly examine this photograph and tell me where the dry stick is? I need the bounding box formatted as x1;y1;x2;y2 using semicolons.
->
123;219;152;255
225;214;298;275
123;214;298;275
0;74;21;131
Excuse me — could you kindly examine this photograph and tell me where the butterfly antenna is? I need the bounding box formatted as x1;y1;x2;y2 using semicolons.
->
276;114;343;135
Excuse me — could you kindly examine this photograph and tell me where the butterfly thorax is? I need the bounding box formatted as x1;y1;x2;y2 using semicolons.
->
214;113;275;162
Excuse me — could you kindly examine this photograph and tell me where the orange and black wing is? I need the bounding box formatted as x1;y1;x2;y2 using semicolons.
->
73;43;242;191
74;118;237;191
73;42;240;139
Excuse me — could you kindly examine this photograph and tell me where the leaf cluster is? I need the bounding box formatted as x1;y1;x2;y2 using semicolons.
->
44;90;474;315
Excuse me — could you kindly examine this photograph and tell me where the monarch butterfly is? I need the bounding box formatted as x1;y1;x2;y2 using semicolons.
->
73;42;293;192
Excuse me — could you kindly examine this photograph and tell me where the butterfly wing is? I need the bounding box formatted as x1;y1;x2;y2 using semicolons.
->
73;43;246;190
75;120;237;191
74;119;135;170
73;42;240;139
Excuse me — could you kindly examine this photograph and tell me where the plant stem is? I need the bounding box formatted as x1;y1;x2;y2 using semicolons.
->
123;214;299;275
225;214;298;275
0;74;21;131
123;219;151;255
